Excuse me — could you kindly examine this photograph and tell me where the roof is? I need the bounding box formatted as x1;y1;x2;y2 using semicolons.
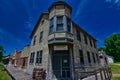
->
48;1;72;12
30;12;49;38
72;21;97;41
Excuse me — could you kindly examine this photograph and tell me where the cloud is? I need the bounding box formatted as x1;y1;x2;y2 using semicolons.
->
74;0;89;19
105;0;120;8
105;0;112;3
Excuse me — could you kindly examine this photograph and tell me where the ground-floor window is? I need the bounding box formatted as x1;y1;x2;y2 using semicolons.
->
92;53;96;63
87;51;91;64
36;50;42;65
79;50;84;65
29;52;35;64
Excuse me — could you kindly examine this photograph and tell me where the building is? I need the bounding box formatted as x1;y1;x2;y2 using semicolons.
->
27;1;99;80
9;50;17;66
14;51;22;68
20;45;30;71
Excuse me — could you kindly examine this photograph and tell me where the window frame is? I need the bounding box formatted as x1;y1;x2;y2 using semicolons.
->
56;16;63;31
49;18;54;34
79;50;84;65
67;18;71;33
92;53;96;63
36;50;43;65
87;51;91;64
33;36;36;46
39;31;43;42
77;30;81;41
29;52;35;64
84;35;88;44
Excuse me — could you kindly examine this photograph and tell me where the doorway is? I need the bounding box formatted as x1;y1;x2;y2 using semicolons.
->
52;51;71;80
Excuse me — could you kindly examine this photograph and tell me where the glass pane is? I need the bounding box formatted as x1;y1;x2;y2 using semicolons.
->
49;26;54;33
57;16;63;24
67;25;71;32
57;24;63;31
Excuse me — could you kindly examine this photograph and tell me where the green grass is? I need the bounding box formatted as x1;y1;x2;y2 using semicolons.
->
109;63;120;80
0;63;11;80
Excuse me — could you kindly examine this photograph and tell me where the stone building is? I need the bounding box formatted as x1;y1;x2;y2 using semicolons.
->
27;1;99;80
14;51;22;68
9;49;17;66
20;45;30;71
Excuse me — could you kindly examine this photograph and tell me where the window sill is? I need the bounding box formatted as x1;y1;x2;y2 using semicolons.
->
48;31;73;35
35;63;42;66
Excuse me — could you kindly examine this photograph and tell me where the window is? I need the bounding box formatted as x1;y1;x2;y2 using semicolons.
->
49;26;54;33
49;18;54;33
84;35;88;44
79;50;84;65
33;36;36;46
41;20;44;25
77;30;81;41
67;18;71;32
90;39;92;47
57;16;63;31
50;18;54;26
93;42;96;48
87;51;91;64
29;52;35;64
92;53;96;63
39;31;43;42
96;53;99;63
57;24;63;31
36;51;42;64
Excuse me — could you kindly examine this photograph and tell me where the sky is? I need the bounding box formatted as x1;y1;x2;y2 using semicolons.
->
0;0;120;56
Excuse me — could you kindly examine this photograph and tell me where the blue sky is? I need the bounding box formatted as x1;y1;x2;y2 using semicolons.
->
0;0;120;56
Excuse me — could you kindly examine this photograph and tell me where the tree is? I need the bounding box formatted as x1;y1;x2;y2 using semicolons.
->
0;46;3;62
104;33;120;62
98;47;106;51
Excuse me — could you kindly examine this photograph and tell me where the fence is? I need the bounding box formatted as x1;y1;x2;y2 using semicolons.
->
76;66;112;80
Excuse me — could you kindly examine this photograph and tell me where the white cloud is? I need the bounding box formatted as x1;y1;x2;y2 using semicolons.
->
114;0;119;4
105;0;112;3
105;0;120;8
74;0;88;19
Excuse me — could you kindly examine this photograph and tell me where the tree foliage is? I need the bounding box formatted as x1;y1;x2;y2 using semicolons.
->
98;47;106;51
0;46;3;62
104;33;120;62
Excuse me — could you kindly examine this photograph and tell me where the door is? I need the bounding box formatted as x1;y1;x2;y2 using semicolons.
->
52;51;71;80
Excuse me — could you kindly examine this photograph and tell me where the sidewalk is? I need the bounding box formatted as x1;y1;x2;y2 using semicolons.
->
4;65;32;80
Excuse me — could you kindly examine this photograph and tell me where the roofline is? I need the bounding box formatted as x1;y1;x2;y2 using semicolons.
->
72;21;97;41
30;12;49;38
48;1;72;12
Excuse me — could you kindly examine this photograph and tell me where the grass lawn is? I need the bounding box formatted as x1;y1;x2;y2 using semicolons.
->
109;63;120;80
0;63;11;80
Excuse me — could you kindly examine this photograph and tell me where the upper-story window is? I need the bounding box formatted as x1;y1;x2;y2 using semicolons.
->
89;39;92;47
79;50;84;65
39;31;43;42
33;36;36;46
77;30;81;41
49;18;54;33
93;41;96;48
57;16;63;31
84;35;88;44
41;20;44;25
29;52;35;64
67;18;71;33
36;50;42;65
